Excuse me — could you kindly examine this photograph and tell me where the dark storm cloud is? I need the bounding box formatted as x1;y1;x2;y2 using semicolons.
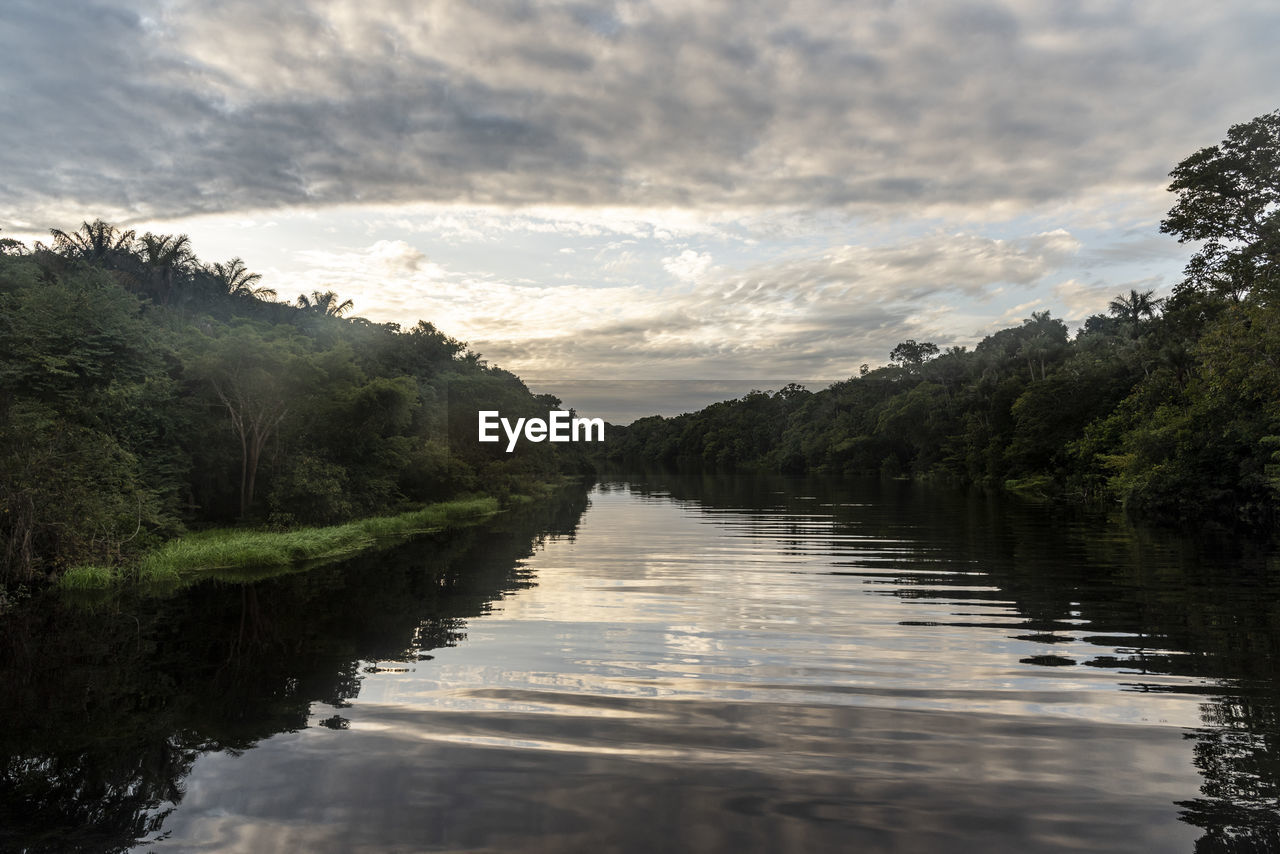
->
2;0;1278;227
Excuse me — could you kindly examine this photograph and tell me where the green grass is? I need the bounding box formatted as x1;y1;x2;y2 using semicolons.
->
58;497;500;590
1003;475;1058;501
57;564;118;589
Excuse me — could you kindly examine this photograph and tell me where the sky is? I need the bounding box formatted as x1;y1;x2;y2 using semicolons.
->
3;1;1279;416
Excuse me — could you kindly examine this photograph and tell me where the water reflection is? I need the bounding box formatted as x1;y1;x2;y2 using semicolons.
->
617;474;1280;852
1;476;1278;852
0;485;590;853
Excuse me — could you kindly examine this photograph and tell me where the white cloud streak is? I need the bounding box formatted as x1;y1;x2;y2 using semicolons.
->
271;228;1084;378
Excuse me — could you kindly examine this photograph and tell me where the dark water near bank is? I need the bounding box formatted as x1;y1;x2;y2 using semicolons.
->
3;476;1280;853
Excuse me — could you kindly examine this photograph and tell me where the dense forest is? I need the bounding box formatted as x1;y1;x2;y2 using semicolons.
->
3;111;1277;589
604;111;1280;531
0;224;589;586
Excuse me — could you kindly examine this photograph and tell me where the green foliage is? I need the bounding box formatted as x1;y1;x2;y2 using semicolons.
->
60;497;500;589
602;109;1280;532
56;564;117;589
0;230;584;586
6;107;1280;581
268;454;354;526
605;279;1278;529
1162;110;1280;302
0;258;183;580
0;403;165;578
889;339;940;369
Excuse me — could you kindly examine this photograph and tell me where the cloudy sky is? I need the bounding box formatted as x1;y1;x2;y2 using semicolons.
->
3;1;1279;410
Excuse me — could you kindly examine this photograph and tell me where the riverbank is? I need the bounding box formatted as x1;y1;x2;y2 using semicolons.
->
58;496;502;590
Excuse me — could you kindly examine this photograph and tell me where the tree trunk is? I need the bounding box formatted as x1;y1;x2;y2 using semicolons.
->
213;380;286;520
237;427;249;518
244;440;259;519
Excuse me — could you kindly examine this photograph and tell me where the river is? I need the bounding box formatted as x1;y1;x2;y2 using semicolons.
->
2;475;1278;852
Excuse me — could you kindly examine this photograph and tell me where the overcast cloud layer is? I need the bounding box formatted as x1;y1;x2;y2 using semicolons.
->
3;1;1279;394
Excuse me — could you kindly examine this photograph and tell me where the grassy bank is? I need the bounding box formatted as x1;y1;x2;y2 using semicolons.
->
59;497;500;590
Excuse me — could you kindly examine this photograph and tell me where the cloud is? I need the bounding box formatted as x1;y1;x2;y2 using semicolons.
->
1051;275;1167;326
365;239;428;274
3;1;1278;228
276;227;1078;379
662;250;714;283
703;230;1080;312
2;1;1263;384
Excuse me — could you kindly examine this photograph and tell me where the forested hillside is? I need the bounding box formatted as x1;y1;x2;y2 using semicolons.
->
0;226;587;585
605;111;1280;531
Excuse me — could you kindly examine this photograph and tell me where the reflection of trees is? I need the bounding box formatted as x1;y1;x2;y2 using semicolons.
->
1179;695;1280;852
1;742;192;853
0;595;200;853
0;484;589;853
620;472;1280;851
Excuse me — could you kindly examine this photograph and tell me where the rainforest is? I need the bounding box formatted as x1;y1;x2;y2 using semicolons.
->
0;225;594;592
605;112;1280;533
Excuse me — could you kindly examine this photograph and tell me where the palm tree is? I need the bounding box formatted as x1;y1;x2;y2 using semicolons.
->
296;290;353;317
49;219;136;264
1018;332;1054;381
136;232;194;304
1108;289;1161;333
210;258;276;300
1018;311;1067;380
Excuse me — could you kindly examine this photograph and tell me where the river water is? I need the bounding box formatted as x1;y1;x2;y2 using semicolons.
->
2;476;1278;852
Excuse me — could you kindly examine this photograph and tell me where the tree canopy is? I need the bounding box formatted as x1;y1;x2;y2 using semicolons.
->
1162;110;1280;301
604;109;1280;531
0;232;591;585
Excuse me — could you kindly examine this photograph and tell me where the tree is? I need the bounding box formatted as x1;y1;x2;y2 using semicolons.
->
1108;289;1162;333
1;404;159;578
404;320;465;365
1006;312;1069;381
0;258;176;578
136;232;193;305
0;223;595;581
0;229;26;256
192;325;307;518
210;257;275;301
49;219;136;266
1162;110;1280;301
889;339;940;369
296;290;353;317
1018;333;1052;381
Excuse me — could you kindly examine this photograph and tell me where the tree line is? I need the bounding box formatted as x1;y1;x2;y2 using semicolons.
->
0;223;589;585
603;111;1280;532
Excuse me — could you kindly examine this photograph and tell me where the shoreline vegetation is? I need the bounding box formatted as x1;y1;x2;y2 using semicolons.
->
601;111;1280;533
3;110;1279;596
0;216;593;590
57;495;502;591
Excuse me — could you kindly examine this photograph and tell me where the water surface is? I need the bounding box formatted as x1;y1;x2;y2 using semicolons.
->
3;476;1278;852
